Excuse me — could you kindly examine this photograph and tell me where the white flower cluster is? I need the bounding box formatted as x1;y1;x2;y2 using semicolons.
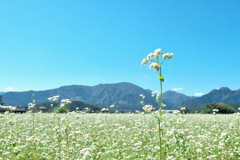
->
101;108;109;112
163;53;174;60
142;105;155;112
61;99;71;104
141;48;174;71
213;109;219;112
28;103;35;109
180;107;186;111
151;91;163;102
213;109;219;115
173;110;181;115
3;106;16;111
151;91;158;97
161;103;166;107
47;95;60;102
135;110;141;114
109;105;115;108
139;94;145;106
60;99;71;108
139;94;145;99
149;62;160;71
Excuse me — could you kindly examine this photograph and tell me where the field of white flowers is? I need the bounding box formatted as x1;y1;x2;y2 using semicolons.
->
0;113;239;160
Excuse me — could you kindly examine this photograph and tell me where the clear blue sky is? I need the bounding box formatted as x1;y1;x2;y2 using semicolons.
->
0;0;240;96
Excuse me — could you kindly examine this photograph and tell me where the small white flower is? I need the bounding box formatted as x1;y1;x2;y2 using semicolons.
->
48;95;60;102
109;105;114;108
180;107;186;111
173;110;180;115
141;58;148;66
163;53;174;60
151;91;158;97
153;48;163;58
135;110;140;113
147;52;154;61
156;93;161;101
101;108;108;112
61;99;71;104
149;62;160;71
28;103;35;109
196;148;202;153
142;105;155;112
166;156;176;160
139;94;145;99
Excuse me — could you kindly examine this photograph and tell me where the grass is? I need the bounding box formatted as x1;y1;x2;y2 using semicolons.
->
0;113;239;159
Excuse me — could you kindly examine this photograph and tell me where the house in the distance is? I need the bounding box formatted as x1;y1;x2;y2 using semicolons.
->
0;105;26;113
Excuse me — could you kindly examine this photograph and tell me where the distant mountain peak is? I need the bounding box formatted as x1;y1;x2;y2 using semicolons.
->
210;89;218;93
210;87;231;94
164;90;176;93
218;87;231;91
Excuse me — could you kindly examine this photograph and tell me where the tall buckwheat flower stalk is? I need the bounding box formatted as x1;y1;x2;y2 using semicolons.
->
27;89;36;133
141;48;173;158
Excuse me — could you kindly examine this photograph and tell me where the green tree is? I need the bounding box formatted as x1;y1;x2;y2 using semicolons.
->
201;103;235;114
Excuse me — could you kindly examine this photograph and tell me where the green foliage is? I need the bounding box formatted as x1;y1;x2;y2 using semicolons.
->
66;101;101;112
200;109;212;114
180;107;189;114
158;75;164;82
56;107;69;113
201;103;236;114
35;102;58;112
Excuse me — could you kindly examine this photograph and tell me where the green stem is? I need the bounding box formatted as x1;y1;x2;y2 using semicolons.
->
159;67;163;116
158;66;164;159
158;119;162;157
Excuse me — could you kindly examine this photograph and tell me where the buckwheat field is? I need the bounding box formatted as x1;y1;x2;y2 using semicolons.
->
0;113;239;160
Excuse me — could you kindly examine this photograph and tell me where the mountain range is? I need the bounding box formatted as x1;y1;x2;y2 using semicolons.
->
1;83;240;111
175;87;240;109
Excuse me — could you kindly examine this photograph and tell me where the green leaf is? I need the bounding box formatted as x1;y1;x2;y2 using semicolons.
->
158;75;164;82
